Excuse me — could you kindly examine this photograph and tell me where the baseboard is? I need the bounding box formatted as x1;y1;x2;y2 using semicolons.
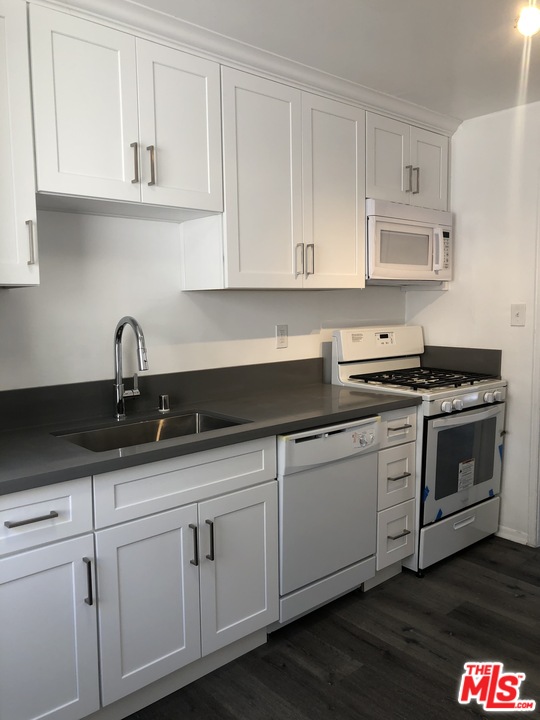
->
496;526;529;545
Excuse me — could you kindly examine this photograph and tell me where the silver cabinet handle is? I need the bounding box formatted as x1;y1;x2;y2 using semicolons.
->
405;164;413;193
453;515;476;531
205;519;215;561
387;529;411;541
147;145;156;186
189;523;199;566
387;471;411;482
412;166;420;194
294;243;305;278
83;557;94;606
130;141;139;184
388;424;413;432
4;510;59;529
305;243;315;277
26;220;36;266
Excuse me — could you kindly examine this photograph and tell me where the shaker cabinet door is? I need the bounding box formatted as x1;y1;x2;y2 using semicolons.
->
366;114;410;204
30;5;140;201
199;481;279;654
221;67;303;288
302;94;365;288
96;505;201;705
0;535;100;720
137;40;222;211
410;126;448;211
0;0;38;286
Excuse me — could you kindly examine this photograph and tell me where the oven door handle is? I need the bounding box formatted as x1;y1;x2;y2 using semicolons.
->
431;404;503;429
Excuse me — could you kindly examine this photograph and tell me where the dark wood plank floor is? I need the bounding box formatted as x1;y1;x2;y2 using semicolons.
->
127;537;540;719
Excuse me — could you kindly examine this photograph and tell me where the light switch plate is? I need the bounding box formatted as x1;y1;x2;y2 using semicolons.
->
511;303;526;327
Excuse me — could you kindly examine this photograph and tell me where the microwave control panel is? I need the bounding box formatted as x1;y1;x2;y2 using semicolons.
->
442;230;451;269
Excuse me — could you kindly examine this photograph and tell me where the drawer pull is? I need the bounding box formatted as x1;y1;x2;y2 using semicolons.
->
205;519;215;561
388;424;413;432
4;510;59;529
387;471;412;482
453;515;476;531
189;523;199;566
387;529;411;541
83;557;94;606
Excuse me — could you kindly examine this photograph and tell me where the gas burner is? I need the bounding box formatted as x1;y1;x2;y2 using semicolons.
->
349;366;498;391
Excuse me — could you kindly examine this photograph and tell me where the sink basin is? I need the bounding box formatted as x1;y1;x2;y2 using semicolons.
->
54;412;246;453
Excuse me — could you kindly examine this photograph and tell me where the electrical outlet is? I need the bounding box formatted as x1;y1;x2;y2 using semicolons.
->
510;304;526;327
276;324;288;349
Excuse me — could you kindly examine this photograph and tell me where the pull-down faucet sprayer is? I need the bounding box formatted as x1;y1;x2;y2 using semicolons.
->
114;316;149;420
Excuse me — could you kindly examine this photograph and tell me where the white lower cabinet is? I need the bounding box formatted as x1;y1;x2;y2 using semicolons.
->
93;438;278;705
0;534;100;720
95;505;201;706
96;480;278;705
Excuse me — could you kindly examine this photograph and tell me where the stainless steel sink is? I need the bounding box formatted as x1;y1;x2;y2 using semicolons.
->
54;412;246;453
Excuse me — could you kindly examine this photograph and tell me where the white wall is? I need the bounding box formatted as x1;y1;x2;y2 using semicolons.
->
0;210;405;390
406;101;540;545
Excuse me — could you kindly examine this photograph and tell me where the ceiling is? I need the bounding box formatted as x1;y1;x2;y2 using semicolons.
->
134;0;540;122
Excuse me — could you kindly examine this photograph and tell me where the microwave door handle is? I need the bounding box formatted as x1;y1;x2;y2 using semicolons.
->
433;228;443;270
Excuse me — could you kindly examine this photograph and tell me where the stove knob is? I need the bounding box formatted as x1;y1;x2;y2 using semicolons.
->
451;398;464;411
493;390;503;402
441;400;453;413
483;391;495;403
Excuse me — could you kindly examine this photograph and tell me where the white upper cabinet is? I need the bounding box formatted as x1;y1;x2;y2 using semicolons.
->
221;68;303;288
0;0;38;287
366;113;448;211
30;5;222;212
136;39;222;210
302;93;365;289
181;69;366;290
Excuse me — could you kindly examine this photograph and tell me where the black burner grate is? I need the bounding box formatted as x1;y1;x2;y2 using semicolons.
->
349;367;498;391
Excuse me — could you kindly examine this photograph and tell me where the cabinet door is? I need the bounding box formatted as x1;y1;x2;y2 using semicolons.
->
366;113;410;204
199;481;278;655
30;5;140;201
222;68;302;288
137;40;223;211
0;0;38;286
302;94;365;288
410;127;448;210
0;535;99;720
96;505;201;705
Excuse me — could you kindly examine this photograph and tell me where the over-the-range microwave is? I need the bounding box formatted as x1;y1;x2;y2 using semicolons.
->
366;198;452;284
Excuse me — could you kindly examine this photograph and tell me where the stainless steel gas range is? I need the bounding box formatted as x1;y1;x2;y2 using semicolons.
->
331;325;507;573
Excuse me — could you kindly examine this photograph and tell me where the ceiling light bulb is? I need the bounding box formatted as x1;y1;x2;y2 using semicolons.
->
517;5;540;36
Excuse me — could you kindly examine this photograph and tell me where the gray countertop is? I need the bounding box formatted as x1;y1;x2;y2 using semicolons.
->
0;382;420;495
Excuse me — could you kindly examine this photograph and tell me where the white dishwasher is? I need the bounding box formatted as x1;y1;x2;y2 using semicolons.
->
276;416;380;625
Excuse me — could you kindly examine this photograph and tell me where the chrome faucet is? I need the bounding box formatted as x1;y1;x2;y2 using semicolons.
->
114;316;149;419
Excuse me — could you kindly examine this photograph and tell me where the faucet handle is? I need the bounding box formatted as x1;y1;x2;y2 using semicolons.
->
124;373;141;398
159;394;170;413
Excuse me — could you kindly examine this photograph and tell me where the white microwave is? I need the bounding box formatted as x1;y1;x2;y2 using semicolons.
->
366;199;452;283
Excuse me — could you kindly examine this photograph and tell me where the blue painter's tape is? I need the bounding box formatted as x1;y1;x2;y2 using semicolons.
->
423;486;430;503
489;488;494;497
436;508;443;521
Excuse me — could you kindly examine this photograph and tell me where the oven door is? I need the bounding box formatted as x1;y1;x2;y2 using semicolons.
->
422;403;505;525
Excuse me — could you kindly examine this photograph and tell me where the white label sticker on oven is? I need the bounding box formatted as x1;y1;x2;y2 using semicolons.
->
458;459;475;491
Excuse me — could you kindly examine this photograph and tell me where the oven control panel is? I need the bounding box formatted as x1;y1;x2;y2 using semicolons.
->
375;331;395;346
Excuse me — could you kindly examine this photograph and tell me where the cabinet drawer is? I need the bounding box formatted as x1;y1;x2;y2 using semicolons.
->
94;437;277;527
376;499;415;571
0;477;93;555
378;442;415;510
379;408;417;448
